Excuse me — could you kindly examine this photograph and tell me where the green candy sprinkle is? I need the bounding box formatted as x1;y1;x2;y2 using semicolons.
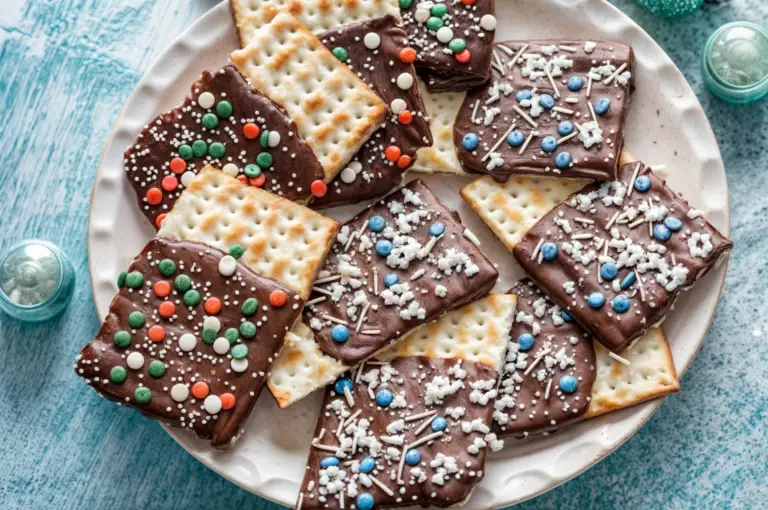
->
332;47;348;61
224;328;240;344
241;298;259;316
203;113;219;129
113;331;131;348
148;360;166;378
231;344;248;360
426;17;444;31
431;4;447;17
229;245;244;259
109;366;127;384
202;328;217;344
117;272;127;288
183;289;201;307
158;259;176;277
192;140;208;157
448;38;467;53
260;130;270;149
179;144;194;160
239;321;257;339
209;142;226;159
128;311;145;329
174;274;191;292
399;0;412;7
244;164;261;178
216;100;233;118
256;152;273;170
125;271;144;289
134;387;152;404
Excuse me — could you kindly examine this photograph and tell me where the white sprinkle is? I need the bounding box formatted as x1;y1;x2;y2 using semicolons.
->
370;475;395;496
552;106;574;115
344;386;355;408
587;74;593;97
626;164;642;198
604;63;628;85
171;383;189;402
364;32;381;49
306;296;327;307
470;99;481;124
544;379;552;400
312;287;333;297
218;255;237;276
605;210;621;230
410;268;426;281
414;416;434;436
322;314;348;326
559;45;578;52
463;229;481;247
608;351;631;366
222;163;239;177
178;333;196;352
361;329;381;335
356;303;371;333
480;14;497;31
572;233;593;240
344;409;362;427
524;349;551;376
312;443;340;453
556;130;579;145
198;92;215;109
565;96;580;104
544;67;560;97
373;268;379;295
405;410;437;422
588;101;598;123
482;121;517;161
519;130;537;155
635;269;646;302
512;105;538;128
315;275;342;285
530;238;545;260
397;72;414;90
574;217;594;224
506;43;529;70
408;431;444;450
297;493;304;510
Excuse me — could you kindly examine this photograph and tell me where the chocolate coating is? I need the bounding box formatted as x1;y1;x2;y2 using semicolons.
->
124;65;323;228
304;179;498;365
514;162;733;352
74;238;303;449
297;356;500;509
454;40;634;181
493;279;595;437
314;15;432;209
401;0;496;92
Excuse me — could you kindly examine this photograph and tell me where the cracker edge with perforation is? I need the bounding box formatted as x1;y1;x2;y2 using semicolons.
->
157;165;340;300
411;80;467;175
230;12;388;182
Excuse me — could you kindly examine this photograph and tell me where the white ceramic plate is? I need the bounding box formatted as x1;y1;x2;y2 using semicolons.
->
88;0;730;507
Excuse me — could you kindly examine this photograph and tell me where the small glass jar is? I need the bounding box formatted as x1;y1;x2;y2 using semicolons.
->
702;21;768;104
0;240;76;322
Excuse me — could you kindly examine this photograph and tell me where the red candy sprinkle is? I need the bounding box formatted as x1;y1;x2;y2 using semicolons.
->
170;157;187;174
148;325;166;342
161;175;178;191
146;187;163;205
155;214;167;229
191;382;209;399
397;155;412;169
399;47;417;63
243;123;260;139
236;175;247;183
461;0;476;4
455;49;471;63
158;301;175;318
384;146;401;162
204;297;222;315
269;290;287;307
154;281;171;298
249;174;266;187
311;179;327;198
398;110;413;125
220;393;236;410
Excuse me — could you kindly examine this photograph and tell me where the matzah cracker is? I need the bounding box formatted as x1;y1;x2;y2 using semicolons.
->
230;0;401;46
411;81;466;175
230;12;387;184
586;327;679;418
157;165;339;299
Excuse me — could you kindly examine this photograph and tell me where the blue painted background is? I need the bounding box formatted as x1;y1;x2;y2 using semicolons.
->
1;0;766;508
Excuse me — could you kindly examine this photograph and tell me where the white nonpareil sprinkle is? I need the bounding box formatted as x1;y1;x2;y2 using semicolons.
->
198;91;215;109
178;333;197;352
171;383;189;402
231;358;248;373
126;352;144;370
204;395;222;414
213;337;230;355
363;32;381;50
218;255;237;276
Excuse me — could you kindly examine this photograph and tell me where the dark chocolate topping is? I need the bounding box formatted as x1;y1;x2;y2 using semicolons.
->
304;179;498;365
313;15;432;209
124;65;323;228
454;40;634;182
296;356;501;510
74;238;303;449
401;0;496;92
514;162;733;352
493;278;595;438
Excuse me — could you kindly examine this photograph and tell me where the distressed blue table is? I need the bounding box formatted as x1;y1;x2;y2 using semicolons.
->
1;1;766;508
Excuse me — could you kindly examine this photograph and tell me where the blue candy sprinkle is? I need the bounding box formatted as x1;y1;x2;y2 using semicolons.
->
405;449;422;466
557;120;574;136
634;175;651;192
587;292;606;309
620;272;636;290
517;333;535;351
516;89;533;102
462;133;479;151
612;295;630;313
594;98;611;116
539;93;555;110
368;215;386;232
664;217;683;231
561;310;574;322
320;457;340;468
431;416;448;432
559;375;578;394
359;457;375;473
541;242;558;260
653;224;671;241
334;377;353;394
540;136;558;153
383;273;399;288
567;76;584;91
429;222;446;237
555;152;572;169
375;388;393;407
375;239;393;256
507;130;525;147
357;493;375;510
331;325;350;343
600;263;618;280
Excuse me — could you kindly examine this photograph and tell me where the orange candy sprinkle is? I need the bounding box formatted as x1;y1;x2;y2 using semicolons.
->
204;297;222;315
461;0;476;4
384;146;401;162
220;393;236;410
310;179;327;198
269;290;287;307
397;155;412;169
236;175;247;183
154;281;171;298
155;214;167;229
191;382;209;399
455;49;471;63
243;123;260;140
398;110;413;125
399;47;416;63
158;300;175;318
170;157;187;174
249;174;266;187
161;175;178;191
146;187;163;205
148;325;166;342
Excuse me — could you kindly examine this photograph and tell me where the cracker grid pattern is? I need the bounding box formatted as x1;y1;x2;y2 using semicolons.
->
411;81;466;175
230;12;387;181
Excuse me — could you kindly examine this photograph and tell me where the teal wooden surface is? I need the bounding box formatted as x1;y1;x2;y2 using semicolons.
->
1;1;766;508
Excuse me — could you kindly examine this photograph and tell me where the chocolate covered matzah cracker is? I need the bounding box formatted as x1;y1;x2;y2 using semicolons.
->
295;294;517;510
74;238;303;449
513;161;732;353
401;0;497;92
454;40;633;181
124;65;324;228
